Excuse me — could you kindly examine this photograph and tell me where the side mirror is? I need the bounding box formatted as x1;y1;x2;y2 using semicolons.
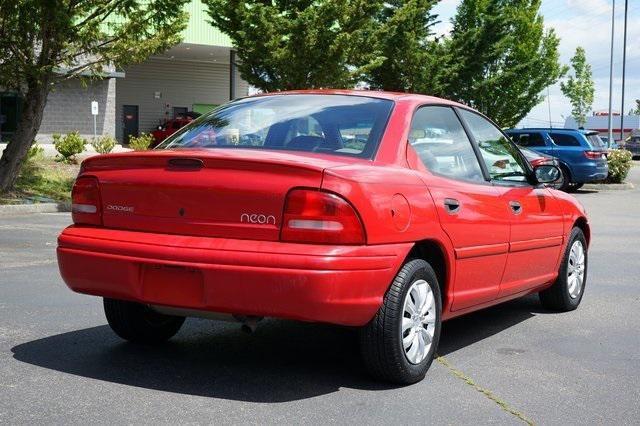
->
533;164;560;184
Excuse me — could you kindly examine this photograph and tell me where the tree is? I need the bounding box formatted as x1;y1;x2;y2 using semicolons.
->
629;99;640;115
204;0;382;92
362;0;443;93
0;0;188;193
560;47;594;127
440;0;566;127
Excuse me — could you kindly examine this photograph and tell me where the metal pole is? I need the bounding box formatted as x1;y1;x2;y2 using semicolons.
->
547;86;553;128
607;0;616;147
620;0;628;142
93;115;97;141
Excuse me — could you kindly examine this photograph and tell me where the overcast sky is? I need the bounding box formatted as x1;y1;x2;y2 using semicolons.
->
432;0;639;127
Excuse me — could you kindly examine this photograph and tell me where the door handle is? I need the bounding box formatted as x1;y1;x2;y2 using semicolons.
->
444;198;461;214
509;200;522;215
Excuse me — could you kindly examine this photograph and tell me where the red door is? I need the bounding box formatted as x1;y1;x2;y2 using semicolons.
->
408;105;511;311
497;186;564;296
427;178;511;310
456;108;565;298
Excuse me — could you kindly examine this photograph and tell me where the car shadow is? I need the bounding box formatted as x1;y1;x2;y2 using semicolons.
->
12;294;549;402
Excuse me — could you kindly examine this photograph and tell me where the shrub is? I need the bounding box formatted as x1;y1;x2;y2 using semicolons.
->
606;149;633;183
54;132;86;164
91;135;117;154
26;143;45;162
128;133;154;151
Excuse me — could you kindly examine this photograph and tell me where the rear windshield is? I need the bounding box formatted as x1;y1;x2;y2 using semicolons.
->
156;94;394;158
585;133;606;149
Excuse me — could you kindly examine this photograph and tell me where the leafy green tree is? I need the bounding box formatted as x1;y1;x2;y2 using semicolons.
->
629;99;640;115
205;0;382;92
560;47;594;127
0;0;188;193
362;0;443;93
440;0;566;127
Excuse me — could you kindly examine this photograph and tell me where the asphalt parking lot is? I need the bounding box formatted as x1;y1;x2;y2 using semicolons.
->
1;167;639;425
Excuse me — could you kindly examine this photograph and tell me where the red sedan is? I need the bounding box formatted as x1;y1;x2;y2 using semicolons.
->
58;91;589;384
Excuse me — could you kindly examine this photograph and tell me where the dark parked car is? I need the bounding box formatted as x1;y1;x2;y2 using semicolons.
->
624;135;640;159
506;128;608;191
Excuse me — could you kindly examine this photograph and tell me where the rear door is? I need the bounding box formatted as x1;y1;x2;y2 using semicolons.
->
408;106;511;310
459;110;565;296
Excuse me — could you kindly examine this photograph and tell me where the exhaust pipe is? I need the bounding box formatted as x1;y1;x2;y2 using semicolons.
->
150;305;263;332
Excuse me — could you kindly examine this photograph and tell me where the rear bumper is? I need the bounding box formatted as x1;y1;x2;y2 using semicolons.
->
571;162;608;183
57;226;412;326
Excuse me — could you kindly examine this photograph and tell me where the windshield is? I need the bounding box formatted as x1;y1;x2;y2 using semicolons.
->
156;94;394;158
586;133;606;149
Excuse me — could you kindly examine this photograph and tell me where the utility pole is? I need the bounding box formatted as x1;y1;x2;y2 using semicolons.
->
620;0;628;142
607;0;615;147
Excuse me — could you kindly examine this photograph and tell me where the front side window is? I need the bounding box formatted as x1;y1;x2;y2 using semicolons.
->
408;106;484;183
156;94;394;158
513;133;546;147
459;109;529;183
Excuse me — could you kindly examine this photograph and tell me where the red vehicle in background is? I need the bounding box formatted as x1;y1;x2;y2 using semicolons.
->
151;116;194;147
58;91;590;384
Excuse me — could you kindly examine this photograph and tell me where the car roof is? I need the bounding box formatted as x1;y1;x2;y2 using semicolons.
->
250;89;469;107
507;128;598;135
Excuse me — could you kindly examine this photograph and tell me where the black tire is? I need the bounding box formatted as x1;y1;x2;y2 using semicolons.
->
571;183;584;190
556;165;572;191
103;298;185;344
539;227;588;311
359;259;442;384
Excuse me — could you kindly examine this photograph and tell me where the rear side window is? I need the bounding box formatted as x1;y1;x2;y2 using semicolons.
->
408;106;485;183
550;133;581;147
586;134;606;149
512;133;546;147
156;94;394;158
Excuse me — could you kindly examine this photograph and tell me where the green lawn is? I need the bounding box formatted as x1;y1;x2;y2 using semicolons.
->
1;159;78;204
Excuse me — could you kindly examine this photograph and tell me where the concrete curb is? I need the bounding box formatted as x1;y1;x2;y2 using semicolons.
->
582;182;635;191
0;202;71;216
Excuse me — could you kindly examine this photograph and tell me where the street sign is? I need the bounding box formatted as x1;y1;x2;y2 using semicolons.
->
91;101;99;116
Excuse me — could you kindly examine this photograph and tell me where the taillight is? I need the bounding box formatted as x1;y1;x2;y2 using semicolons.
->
584;150;606;160
281;189;365;245
71;176;102;225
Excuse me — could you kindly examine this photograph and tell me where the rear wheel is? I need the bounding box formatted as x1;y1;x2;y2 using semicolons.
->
360;259;442;384
539;227;587;311
103;298;185;344
567;182;584;192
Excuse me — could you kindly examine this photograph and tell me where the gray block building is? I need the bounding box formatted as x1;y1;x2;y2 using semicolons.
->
0;0;249;144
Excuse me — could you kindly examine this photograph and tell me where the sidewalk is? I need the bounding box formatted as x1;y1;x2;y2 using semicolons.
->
0;143;132;159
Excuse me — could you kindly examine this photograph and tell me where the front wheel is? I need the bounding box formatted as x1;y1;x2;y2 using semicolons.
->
359;259;442;384
103;298;185;344
539;227;588;311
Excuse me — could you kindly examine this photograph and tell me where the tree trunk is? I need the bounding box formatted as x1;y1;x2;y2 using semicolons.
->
0;82;50;194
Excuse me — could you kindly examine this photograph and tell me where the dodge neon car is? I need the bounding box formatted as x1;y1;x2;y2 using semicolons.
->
57;91;589;384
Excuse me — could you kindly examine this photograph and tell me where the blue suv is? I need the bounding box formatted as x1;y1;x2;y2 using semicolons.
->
505;128;609;191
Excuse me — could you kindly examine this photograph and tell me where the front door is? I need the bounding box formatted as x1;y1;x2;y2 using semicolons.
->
122;105;139;144
457;109;565;297
408;106;511;311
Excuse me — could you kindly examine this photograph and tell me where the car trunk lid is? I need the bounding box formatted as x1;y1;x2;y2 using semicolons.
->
80;149;353;240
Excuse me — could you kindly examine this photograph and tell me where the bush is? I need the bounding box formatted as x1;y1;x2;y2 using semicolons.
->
606;149;633;183
53;132;86;163
128;133;154;151
26;143;45;162
91;135;117;154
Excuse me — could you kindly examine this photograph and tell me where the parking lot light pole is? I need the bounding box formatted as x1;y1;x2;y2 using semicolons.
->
620;0;628;142
607;0;615;147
